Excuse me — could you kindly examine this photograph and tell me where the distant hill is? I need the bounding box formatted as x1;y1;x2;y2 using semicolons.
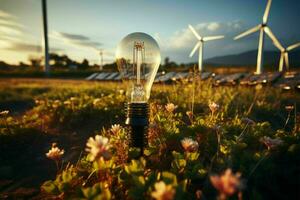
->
205;49;300;67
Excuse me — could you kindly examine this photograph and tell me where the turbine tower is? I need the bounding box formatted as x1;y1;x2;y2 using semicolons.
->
99;50;103;71
272;41;300;71
42;0;50;74
234;0;276;74
189;24;224;72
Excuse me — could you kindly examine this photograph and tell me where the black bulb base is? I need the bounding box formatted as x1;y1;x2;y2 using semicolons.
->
125;102;149;154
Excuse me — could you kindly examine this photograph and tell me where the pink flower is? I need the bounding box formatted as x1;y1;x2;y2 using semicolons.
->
260;136;283;150
86;135;111;161
209;102;219;114
151;181;175;200
181;138;199;153
165;103;178;113
46;143;64;161
210;169;242;197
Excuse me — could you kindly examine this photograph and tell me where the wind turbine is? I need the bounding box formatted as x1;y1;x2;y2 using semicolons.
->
234;0;276;74
272;41;300;71
189;24;224;72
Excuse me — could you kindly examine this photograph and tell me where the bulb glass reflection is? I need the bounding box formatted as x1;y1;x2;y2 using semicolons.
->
116;32;161;103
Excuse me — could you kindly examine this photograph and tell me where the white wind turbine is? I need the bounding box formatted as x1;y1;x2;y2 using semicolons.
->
272;40;300;71
234;0;277;74
189;24;224;72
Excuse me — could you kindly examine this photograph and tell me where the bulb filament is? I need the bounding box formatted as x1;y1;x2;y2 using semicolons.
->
133;41;145;84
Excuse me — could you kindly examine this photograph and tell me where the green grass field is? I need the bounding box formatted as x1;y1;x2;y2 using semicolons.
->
0;78;299;199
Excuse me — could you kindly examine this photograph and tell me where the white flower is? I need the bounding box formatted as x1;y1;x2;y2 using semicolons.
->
0;110;9;116
151;181;175;200
165;103;178;113
285;105;294;112
210;169;242;197
260;136;283;150
86;135;111;161
46;143;64;161
110;124;121;134
209;101;219;114
181;138;199;153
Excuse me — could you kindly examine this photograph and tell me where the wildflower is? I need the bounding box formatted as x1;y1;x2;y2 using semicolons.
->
165;103;178;113
52;100;61;109
119;89;125;95
186;111;193;119
260;136;283;150
151;181;175;200
210;169;242;198
181;138;199;153
93;98;101;106
86;135;111;161
241;117;256;126
285;105;294;112
64;100;71;105
0;110;9;116
70;97;77;102
110;124;121;134
46;143;64;161
209;101;219;114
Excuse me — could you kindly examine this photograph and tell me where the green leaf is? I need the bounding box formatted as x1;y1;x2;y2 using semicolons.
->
41;180;59;195
161;171;177;185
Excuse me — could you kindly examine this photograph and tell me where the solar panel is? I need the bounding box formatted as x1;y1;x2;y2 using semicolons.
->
201;72;212;80
113;73;122;80
156;72;177;82
105;72;119;80
85;73;99;80
171;72;189;81
95;72;110;80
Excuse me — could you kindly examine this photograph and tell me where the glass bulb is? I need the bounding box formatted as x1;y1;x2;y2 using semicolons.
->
116;32;161;103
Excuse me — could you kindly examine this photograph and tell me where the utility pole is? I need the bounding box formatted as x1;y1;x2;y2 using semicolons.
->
42;0;50;74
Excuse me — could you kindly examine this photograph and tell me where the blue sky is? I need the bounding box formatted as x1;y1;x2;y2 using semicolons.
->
0;0;299;64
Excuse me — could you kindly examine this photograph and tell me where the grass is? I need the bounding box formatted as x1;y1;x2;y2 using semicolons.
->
0;78;299;199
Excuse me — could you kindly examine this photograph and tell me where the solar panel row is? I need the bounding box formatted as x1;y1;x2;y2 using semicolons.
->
85;72;300;91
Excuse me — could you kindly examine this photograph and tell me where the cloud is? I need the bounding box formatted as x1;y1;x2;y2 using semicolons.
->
51;31;102;51
0;9;22;37
0;10;15;19
57;32;90;41
5;42;61;53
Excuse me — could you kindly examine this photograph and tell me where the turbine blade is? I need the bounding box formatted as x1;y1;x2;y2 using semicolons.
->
203;35;225;41
188;24;201;40
189;42;201;57
287;42;300;51
284;52;289;69
234;25;261;40
264;27;283;51
263;0;272;24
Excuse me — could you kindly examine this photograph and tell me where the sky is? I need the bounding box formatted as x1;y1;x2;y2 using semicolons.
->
0;0;299;65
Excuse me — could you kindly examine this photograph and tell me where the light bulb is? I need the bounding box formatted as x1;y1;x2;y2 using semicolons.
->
116;32;161;103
